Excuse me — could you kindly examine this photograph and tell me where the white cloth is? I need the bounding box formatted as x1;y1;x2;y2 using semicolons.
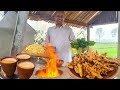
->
45;25;75;66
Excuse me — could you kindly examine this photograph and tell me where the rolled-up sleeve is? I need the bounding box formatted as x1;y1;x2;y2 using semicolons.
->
69;28;75;42
45;28;50;45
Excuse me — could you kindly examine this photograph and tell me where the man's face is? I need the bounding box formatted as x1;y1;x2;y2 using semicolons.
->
54;12;64;25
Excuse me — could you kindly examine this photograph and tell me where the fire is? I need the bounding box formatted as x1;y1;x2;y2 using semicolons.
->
36;43;60;78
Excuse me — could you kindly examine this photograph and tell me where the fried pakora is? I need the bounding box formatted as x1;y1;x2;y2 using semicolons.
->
67;50;120;79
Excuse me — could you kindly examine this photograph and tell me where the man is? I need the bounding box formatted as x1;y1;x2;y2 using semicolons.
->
45;11;75;66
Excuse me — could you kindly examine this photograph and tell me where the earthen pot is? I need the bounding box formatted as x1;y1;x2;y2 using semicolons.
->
16;53;31;61
0;57;18;77
17;60;35;79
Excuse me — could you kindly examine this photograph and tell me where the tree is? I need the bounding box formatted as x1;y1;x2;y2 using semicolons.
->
34;30;46;44
96;28;104;42
111;28;117;37
76;29;87;39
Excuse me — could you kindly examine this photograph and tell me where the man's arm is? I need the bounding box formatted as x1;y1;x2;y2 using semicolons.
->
45;28;50;45
69;28;76;42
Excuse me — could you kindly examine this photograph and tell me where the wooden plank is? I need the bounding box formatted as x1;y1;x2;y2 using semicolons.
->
83;11;100;24
51;11;56;17
79;11;91;22
68;11;79;20
86;11;100;23
29;14;88;27
64;19;87;27
88;11;102;25
64;11;71;16
81;11;96;23
65;11;74;19
76;11;89;21
72;11;82;20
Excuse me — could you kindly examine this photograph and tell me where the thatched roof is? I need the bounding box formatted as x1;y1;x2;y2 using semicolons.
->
4;11;117;29
89;11;118;26
28;11;102;29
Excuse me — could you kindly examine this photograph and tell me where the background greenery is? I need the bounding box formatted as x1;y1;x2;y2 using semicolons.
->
72;42;117;58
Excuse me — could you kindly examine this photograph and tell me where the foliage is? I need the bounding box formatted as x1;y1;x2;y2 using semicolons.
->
34;30;46;44
96;28;104;42
71;38;96;50
111;28;117;37
76;30;87;39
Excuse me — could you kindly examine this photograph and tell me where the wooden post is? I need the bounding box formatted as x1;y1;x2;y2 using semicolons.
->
86;26;90;50
11;11;29;55
87;26;90;41
117;11;120;58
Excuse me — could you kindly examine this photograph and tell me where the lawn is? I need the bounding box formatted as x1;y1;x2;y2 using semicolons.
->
92;43;117;58
72;43;118;58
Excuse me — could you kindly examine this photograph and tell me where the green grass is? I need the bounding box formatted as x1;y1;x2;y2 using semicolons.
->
92;43;117;58
72;43;118;58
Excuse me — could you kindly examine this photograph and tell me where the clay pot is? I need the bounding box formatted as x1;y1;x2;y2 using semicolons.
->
17;60;35;79
16;53;31;61
0;57;18;77
56;60;64;67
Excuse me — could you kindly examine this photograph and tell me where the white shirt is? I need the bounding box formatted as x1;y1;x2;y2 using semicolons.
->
45;25;75;66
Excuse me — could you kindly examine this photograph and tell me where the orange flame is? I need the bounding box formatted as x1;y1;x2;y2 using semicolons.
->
36;43;60;78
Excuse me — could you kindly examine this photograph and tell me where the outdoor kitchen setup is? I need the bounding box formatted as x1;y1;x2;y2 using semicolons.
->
0;11;120;79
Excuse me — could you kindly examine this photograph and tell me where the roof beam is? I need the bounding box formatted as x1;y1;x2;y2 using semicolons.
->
64;19;87;27
28;14;88;27
88;11;102;25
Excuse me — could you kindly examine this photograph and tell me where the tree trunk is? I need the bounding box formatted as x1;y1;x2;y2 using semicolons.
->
82;48;85;53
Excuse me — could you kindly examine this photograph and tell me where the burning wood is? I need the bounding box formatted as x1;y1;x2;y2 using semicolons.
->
36;43;60;78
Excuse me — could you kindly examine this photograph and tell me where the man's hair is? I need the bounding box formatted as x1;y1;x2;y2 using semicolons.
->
53;11;65;17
